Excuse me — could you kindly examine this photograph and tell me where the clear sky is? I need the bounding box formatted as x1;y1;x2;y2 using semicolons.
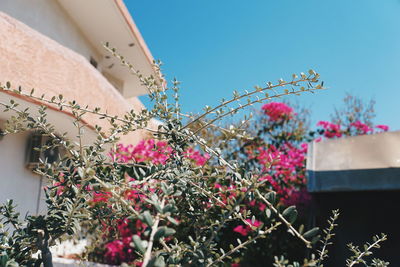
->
126;0;400;129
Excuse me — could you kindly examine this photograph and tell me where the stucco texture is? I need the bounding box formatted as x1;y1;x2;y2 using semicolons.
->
0;12;156;145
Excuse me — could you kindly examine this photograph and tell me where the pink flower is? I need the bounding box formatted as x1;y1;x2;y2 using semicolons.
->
111;139;209;167
117;219;132;237
317;121;342;138
350;121;373;135
376;124;389;132
282;188;311;207
92;191;112;203
261;102;293;121
233;219;262;236
111;140;172;165
253;141;308;203
104;240;125;264
184;148;210;166
53;182;65;196
245;219;261;228
258;202;267;211
233;225;250;236
300;143;308;151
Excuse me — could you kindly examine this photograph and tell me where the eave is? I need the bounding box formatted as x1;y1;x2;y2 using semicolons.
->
57;0;159;97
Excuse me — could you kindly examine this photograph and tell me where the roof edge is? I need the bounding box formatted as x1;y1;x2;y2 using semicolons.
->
114;0;155;68
0;89;95;131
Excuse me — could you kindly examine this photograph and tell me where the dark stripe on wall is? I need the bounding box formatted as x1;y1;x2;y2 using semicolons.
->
307;168;400;192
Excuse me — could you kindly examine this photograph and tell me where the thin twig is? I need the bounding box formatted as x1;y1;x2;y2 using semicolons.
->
142;199;165;266
256;189;311;248
206;222;281;267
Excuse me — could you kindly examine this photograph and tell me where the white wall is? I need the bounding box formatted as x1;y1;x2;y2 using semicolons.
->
0;0;100;62
0;130;43;216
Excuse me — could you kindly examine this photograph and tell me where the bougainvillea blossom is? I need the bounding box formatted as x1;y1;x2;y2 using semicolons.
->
317;121;342;138
93;100;390;265
111;139;209;167
350;120;373;134
254;142;308;202
233;219;262;236
376;124;389;132
261;102;294;121
91;140;210;265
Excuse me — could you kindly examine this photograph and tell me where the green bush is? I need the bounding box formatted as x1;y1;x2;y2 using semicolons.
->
0;45;388;267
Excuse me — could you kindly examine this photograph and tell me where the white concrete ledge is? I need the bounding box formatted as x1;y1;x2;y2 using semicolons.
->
53;258;114;267
306;131;400;192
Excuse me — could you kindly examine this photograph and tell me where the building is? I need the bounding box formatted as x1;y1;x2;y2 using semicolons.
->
0;0;159;216
307;131;400;264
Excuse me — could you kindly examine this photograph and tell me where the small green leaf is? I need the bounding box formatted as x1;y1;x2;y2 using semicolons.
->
132;235;146;254
265;191;276;205
154;226;176;240
282;206;298;224
266;209;272;218
167;216;179;225
311;235;321;244
148;256;166;267
303;227;319;239
142;211;153;227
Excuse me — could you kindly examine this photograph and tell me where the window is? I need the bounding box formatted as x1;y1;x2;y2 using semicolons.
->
25;132;66;169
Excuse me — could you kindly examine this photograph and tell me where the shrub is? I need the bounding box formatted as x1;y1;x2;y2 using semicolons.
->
0;46;388;266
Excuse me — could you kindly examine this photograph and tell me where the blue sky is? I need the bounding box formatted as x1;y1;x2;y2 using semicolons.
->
127;0;400;129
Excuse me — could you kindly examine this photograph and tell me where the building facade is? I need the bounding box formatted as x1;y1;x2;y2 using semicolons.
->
0;0;158;216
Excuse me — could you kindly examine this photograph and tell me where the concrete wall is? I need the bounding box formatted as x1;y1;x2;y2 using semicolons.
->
307;131;400;192
0;0;102;217
53;258;113;267
307;130;400;172
0;0;100;62
0;11;155;145
0;1;158;219
0;128;43;216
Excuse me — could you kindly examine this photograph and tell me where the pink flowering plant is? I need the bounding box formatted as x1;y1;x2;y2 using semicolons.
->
204;96;389;265
87;139;210;265
0;45;389;267
321;94;388;138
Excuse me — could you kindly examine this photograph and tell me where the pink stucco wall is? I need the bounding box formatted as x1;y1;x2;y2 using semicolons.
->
0;12;156;144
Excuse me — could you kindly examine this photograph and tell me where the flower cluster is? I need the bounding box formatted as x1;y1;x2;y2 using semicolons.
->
238;102;390;230
261;102;294;122
350;121;373;134
317;120;389;139
317;121;342;138
91;101;390;265
111;139;209;166
376;124;389;131
90;140;209;265
184;147;210;166
104;219;145;265
254;142;309;204
111;139;173;165
233;219;262;236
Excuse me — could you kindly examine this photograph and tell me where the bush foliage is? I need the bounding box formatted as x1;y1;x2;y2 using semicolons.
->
0;45;389;267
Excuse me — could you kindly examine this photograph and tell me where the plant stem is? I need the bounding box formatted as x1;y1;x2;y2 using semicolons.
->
256;189;311;248
142;199;165;266
206;222;281;267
